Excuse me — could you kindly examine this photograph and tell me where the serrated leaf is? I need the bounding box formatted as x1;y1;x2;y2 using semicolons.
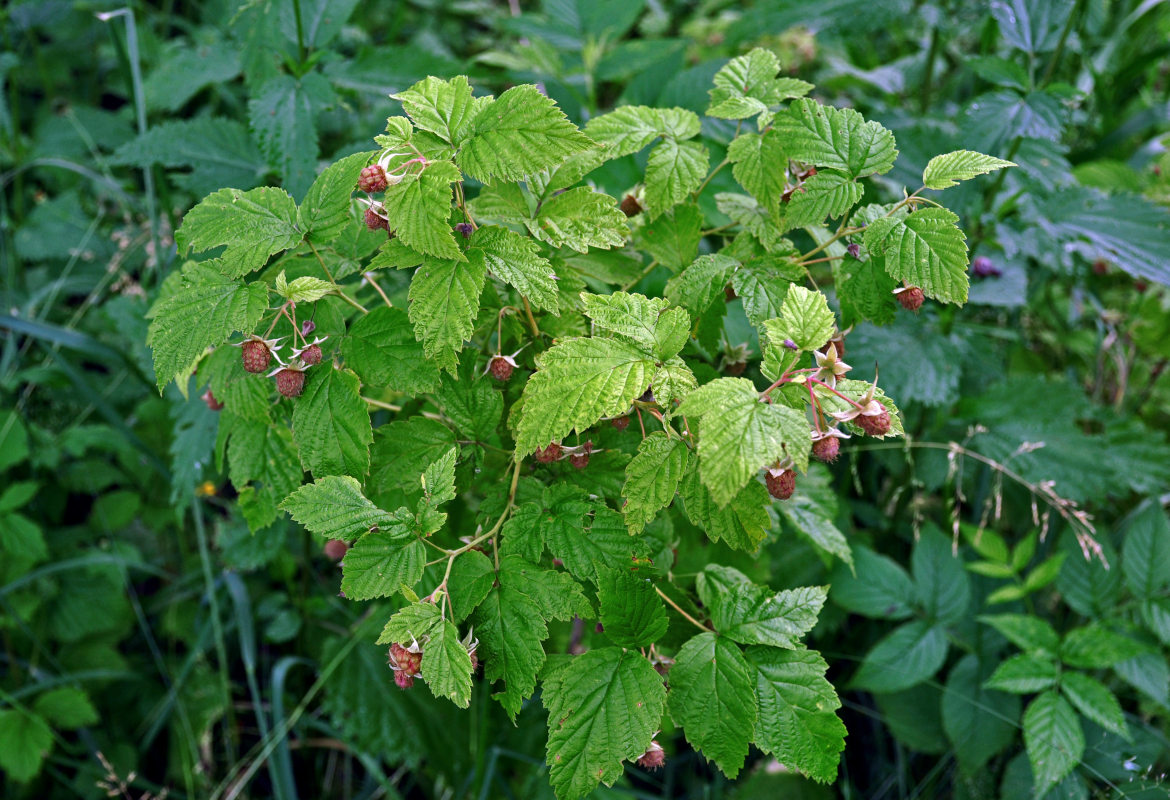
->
1061;672;1127;738
731;261;800;328
706;48;813;124
379;603;474;707
597;566;668;648
546;506;647;585
1122;502;1170;598
698;565;826;648
32;687;98;730
664;253;739;315
1060;624;1146;669
470;225;560;313
869;208;969;305
291;366;372;478
644;139;709;219
668;632;757;778
621;432;688;533
0;710;52;783
381;161;464;261
911;526;971;625
941;655;1019;775
729;131;788;214
746;646;845;784
680;466;771;551
679;377;812;507
580;291;688;358
448;549;495;621
984;653;1059;693
393;75;481;146
370;417;456;494
544;647;667;800
979;614;1060;655
772;98;897;179
850;620;948;693
341;529;425;600
527;187;629;253
147;263;269;390
515;337;654;456
421;447;457;506
274;271;335;303
109;118;266;197
376;601;443;645
716;192;784;244
458;84;594;183
175;186;302;278
783;172;863;228
763;285;836;352
225;416;304;531
434;359;503;441
341;306;440;394
922;149;1015;190
407;254;486;372
640;204;703;272
279;475;397;541
829;546;915;619
300;151;373;243
1023;691;1084;796
585;105;679;157
249;73;330;199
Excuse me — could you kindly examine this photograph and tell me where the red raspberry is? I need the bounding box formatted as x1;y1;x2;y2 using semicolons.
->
202;389;224;411
358;164;389;193
896;286;925;312
534;442;563;463
637;741;666;771
393;670;415;689
570;453;589;469
275;367;306;398
323;539;348;561
489;355;514;382
300;344;323;366
611;415;630;431
242;339;272;374
856;404;891;436
620;194;642;217
766;469;795;500
365;207;390;232
812;436;840;463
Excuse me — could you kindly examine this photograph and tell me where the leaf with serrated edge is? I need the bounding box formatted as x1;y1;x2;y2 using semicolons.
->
1023;691;1084;796
393;76;480;146
280;475;397;541
527;187;629;253
784;172;863;229
291;366;372;478
922;150;1015;190
622;432;688;533
698;565;826;648
597;566;668;648
471;225;560;313
680;466;771;551
408;255;486;372
300;151;374;243
341;306;440;394
772;98;897;179
644;139;709;219
381;161;464;261
342;531;425;600
176;186;302;277
870;208;969;305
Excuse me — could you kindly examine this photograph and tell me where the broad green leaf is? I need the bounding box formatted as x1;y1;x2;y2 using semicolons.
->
773;98;897;179
1023;691;1084;796
922;149;1015;190
850;620;948;693
249;73;330;199
0;410;29;472
640;204;703;272
941;655;1019;775
597;566;668;648
291;366;372;478
783;172;863;228
341;529;425;600
716;193;783;245
664;253;739;315
978;614;1060;655
643;139;709;219
379;603;474;707
422;447;457;506
515;337;654;456
1061;672;1128;738
911;526;971;625
376;601;443;645
544;647;667;800
434;358;504;441
585;105;693;157
341;306;440;394
225;417;303;531
1122;502;1170;598
707;49;783;121
0;710;52;783
274;271;335;303
393;75;482;146
763;285;836;352
697;565;826;648
458;84;594;183
370;417;456;494
279;475;398;541
1060;624;1146;669
580;291;689;358
984;653;1059;693
729;131;788;214
407;254;487;372
668;632;757;778
679;377;811;507
731;260;800;328
147;263;268;390
448;549;495;622
526;187;629;253
381;161;464;261
746;645;845;784
867;208;969;305
470;225;560;313
109;117;266;197
546;506;647;585
300;151;374;243
621;432;688;533
175;186;301;278
680;466;771;551
32;687;99;730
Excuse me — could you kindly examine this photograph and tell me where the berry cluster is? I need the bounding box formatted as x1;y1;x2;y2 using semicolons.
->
230;330;330;402
388;641;423;690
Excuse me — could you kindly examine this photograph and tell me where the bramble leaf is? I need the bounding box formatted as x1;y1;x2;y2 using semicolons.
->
279;475;397;542
407;254;487;372
527;187;629;253
866;208;969;304
341;306;440;394
175;186;301;278
341;528;425;600
772;98;897;179
393;75;482;146
922;149;1015;190
300;151;373;243
680;465;771;551
291;366;372;479
697;565;826;648
597;566;669;648
783;171;863;228
470;225;560;313
644;139;709;219
381;161;464;260
622;432;689;533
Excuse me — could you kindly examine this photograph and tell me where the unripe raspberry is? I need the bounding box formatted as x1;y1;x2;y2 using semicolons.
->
358;164;389;193
393;670;415;689
242;339;272;373
724;360;746;376
300;343;323;366
766;469;796;500
202;389;224;411
469;649;479;672
489;355;514;381
611;415;630;431
620;194;642;217
812;436;840;463
637;741;666;771
570;453;589;469
365;207;390;232
896;286;925;312
856;404;891;436
323;539;348;561
534;442;563;463
275;367;306;398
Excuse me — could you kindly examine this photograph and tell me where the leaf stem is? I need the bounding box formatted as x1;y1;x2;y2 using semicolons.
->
694;157;730;199
655;586;711;632
363;272;393;309
620;260;659;292
521;297;540;340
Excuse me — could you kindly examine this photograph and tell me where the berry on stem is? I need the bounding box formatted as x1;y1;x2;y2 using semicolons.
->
611;415;630;431
534;442;563;463
323;539;348;561
239;335;281;374
765;467;796;500
895;286;925;312
856;403;891;436
637;741;666;771
358;164;389;193
620;194;642;217
202;389;224;411
812;435;840;463
299;344;323;366
488;355;515;381
365;207;390;232
272;364;307;398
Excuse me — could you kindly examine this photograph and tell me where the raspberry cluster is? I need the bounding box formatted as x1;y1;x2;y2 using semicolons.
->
388;642;423;690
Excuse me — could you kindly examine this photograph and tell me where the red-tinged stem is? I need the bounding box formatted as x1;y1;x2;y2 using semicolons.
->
808;377;865;409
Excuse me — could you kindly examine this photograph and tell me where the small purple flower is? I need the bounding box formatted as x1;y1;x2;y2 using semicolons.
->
301;319;316;337
846;243;861;259
455;222;474;239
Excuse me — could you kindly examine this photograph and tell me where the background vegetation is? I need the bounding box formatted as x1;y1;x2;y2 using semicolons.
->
3;0;1170;798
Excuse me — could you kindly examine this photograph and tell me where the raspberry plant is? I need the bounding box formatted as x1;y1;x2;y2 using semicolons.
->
146;50;1013;798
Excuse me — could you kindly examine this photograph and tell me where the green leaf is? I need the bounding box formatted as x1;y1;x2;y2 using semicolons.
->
1122;502;1170;598
543;647;667;800
850;620;948;693
526;187;629;253
1023;691;1084;796
762;285;836;352
225;417;303;531
867;208;969;305
664;253;739;315
746;646;845;784
922;149;1015;190
421;447;457;506
729;131;788;214
381;161;464;261
622;432;689;533
644;139;709;219
979;614;1060;655
448;549;495;622
458;84;594;183
0;410;29;472
597;566;668;648
341;306;440;394
1060;624;1147;669
377;601;443;644
434;360;503;442
249;73;329;199
0;482;37;513
580;291;689;359
680;465;771;552
470;225;559;313
783;172;863;228
393;75;481;146
697;565;826;648
668;632;757;778
279;475;397;542
109;117;266;197
772;98;897;179
300;151;373;243
731;260;800;329
1061;672;1128;738
32;687;98;730
640;204;703;272
707;48;812;123
515;337;654;456
585;105;699;157
679;377;812;507
407;254;487;372
291;366;372;479
274;271;335;303
147;263;268;390
941;655;1019;775
911;526;971;625
341;528;425;600
984;653;1059;694
546;506;647;585
378;603;474;707
0;710;52;783
370;417;456;493
175;186;301;278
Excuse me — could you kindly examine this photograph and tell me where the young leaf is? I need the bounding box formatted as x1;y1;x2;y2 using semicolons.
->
668;632;757;778
585;105;677;157
772;98;897;179
291;366;372;479
850;620;948;693
274;271;335;303
175;186;301;278
984;652;1059;694
639;204;703;272
393;75;482;146
448;549;495;622
597;566;669;648
421;447;457;506
763;285;836;352
621;432;689;533
745;645;846;784
249;73;329;199
279;475;400;541
729;131;789;214
783;171;863;228
665;253;740;315
580;291;689;358
341;527;425;600
407;254;487;372
643;139;709;219
1023;691;1084;796
340;306;441;394
300;151;374;243
458;84;594;183
543;647;667;800
866;208;969;305
922;149;1016;190
697;565;826;648
470;225;560;313
381;161;464;261
379;604;473;707
526;187;629;253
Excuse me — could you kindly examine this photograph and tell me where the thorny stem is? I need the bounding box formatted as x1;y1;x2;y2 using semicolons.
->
655;586;711;632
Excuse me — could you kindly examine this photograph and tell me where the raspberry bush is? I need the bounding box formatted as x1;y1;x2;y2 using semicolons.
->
146;54;1016;798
